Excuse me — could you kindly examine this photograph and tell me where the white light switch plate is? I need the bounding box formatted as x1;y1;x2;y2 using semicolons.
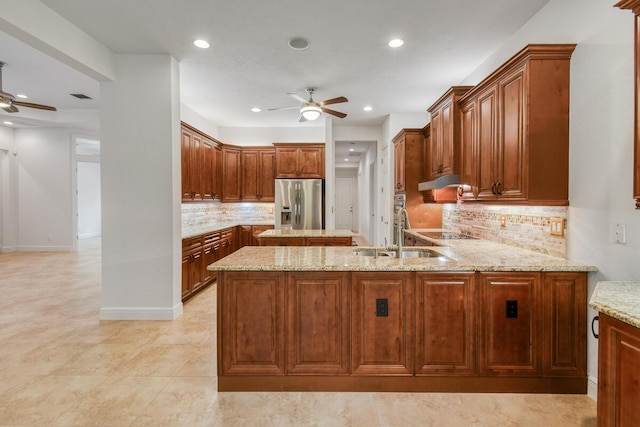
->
614;223;626;244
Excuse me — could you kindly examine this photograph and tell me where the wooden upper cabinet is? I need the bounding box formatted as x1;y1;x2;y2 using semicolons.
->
181;122;222;202
427;86;472;181
615;0;640;208
458;44;575;205
274;143;325;178
241;148;276;202
222;145;242;202
393;135;406;192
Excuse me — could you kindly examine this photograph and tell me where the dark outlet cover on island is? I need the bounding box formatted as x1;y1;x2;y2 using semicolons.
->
506;300;518;318
376;298;388;317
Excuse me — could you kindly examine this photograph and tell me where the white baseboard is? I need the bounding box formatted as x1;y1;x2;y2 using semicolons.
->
588;375;598;401
78;232;101;239
18;245;73;252
0;246;17;252
100;302;183;320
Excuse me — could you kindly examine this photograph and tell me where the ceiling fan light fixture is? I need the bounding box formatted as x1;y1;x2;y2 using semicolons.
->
300;105;322;121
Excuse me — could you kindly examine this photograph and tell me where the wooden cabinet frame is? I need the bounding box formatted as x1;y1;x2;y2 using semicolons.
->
616;0;640;208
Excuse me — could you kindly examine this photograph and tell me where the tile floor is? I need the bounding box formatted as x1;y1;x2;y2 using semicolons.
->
0;238;597;426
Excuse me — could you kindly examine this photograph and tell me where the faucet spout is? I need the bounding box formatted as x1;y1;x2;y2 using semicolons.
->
396;208;409;258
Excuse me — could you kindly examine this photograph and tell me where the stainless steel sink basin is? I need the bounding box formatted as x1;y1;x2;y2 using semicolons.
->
352;248;395;257
353;248;446;258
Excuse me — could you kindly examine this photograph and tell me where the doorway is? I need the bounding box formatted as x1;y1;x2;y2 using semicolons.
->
73;136;101;248
335;173;356;231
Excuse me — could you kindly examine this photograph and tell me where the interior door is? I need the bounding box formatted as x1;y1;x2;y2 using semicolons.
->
335;177;353;230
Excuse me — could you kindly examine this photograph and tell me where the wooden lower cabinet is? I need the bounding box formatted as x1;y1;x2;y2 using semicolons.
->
478;272;542;376
261;237;306;246
181;237;204;301
415;272;476;375
597;313;640;427
219;271;286;375
351;272;413;376
217;270;587;392
286;272;350;375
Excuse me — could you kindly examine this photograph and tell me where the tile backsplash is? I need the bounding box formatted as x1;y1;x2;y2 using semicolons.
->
442;203;567;258
182;202;275;228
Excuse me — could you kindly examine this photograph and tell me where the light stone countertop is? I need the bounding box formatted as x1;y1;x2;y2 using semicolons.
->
182;220;274;239
257;229;357;238
589;281;640;329
207;240;596;273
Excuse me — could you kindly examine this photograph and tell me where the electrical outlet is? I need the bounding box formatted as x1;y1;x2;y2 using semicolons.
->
500;215;507;227
550;218;565;236
376;299;388;317
268;208;273;215
614;223;626;244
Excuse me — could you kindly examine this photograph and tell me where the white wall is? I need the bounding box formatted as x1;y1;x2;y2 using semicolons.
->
100;54;182;320
15;128;74;251
77;161;101;239
461;0;640;398
181;103;220;139
219;126;325;146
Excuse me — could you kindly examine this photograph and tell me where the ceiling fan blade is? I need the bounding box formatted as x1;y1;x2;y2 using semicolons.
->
267;106;299;111
287;93;308;104
3;104;19;113
320;107;347;119
12;101;57;111
318;96;348;106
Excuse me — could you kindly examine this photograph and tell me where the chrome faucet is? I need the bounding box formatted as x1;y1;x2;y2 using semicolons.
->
396;207;410;258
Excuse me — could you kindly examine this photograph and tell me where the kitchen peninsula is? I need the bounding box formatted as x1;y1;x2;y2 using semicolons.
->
257;228;357;246
209;238;595;393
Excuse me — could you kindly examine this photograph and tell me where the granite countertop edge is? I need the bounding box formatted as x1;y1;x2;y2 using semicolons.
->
589;281;640;329
182;221;274;239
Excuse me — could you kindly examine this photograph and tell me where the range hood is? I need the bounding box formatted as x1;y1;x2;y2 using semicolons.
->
418;174;460;191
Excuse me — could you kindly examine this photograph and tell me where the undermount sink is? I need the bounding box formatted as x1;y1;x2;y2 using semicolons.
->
353;248;446;259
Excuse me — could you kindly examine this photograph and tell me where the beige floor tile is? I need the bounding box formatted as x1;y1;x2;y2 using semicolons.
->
296;392;379;427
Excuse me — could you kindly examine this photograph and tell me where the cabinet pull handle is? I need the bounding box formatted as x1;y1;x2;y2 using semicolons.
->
496;181;502;195
457;186;464;197
591;315;599;339
491;182;496;195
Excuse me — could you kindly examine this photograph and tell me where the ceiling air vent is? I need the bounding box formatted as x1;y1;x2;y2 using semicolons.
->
348;152;362;157
70;93;92;99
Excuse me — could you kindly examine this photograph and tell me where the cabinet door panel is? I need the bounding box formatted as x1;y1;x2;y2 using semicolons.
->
459;101;477;199
298;146;324;178
429;110;442;179
222;148;242;202
476;87;498;200
543;273;586;377
286;273;349;375
440;102;454;176
498;68;527;201
259;150;276;201
394;137;405;192
598;314;640;427
181;128;192;200
241;150;260;201
351;272;413;375
274;147;299;178
416;273;476;375
479;272;541;376
201;139;215;200
220;272;285;375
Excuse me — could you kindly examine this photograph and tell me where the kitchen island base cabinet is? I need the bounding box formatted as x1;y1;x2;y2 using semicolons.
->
597;313;640;427
216;270;587;392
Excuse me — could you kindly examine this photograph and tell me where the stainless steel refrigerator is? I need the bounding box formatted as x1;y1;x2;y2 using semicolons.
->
275;179;324;229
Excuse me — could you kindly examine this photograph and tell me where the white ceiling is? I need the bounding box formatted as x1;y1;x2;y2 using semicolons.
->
0;0;551;154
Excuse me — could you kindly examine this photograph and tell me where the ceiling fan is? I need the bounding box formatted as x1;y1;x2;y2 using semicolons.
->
269;87;348;122
0;62;57;113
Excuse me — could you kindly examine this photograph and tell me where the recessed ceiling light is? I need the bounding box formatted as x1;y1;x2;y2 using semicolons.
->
194;39;210;49
16;94;27;99
288;37;309;50
3;121;13;125
251;107;261;113
349;148;355;152
344;158;349;162
363;106;373;111
388;38;404;48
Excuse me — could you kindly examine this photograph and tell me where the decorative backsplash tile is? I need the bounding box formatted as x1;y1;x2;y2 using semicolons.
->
182;202;275;228
442;204;567;258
